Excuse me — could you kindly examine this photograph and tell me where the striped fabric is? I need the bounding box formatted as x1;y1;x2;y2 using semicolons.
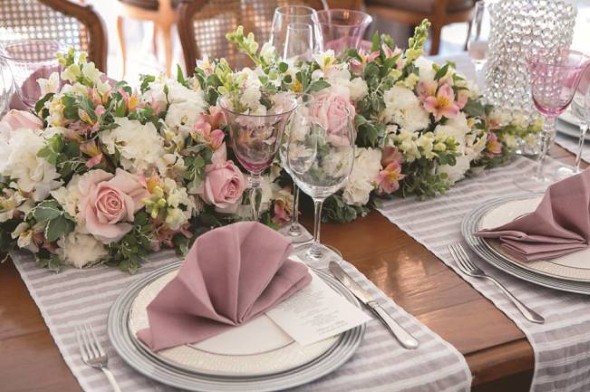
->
11;246;471;391
378;156;590;392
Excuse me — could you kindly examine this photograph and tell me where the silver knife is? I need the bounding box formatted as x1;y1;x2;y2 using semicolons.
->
329;261;419;350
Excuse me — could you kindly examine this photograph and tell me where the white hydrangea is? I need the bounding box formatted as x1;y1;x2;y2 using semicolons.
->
0;129;61;201
57;231;108;268
342;148;381;206
382;86;430;132
349;77;369;101
100;118;165;174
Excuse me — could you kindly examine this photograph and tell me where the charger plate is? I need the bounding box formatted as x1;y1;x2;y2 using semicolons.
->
108;260;365;391
462;195;590;295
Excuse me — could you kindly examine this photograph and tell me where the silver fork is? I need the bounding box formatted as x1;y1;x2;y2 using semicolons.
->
448;243;545;324
75;323;122;392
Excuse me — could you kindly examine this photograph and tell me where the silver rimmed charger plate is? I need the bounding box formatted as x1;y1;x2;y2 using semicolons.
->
108;261;366;391
462;195;590;295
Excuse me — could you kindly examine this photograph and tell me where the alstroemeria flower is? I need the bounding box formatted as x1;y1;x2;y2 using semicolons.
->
423;84;460;121
486;132;502;155
376;161;405;195
193;120;224;150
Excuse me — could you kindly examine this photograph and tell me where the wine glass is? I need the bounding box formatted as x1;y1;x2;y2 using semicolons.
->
316;9;373;55
516;48;589;192
278;94;314;243
467;0;492;88
218;95;297;221
0;52;14;117
283;23;314;62
269;5;323;60
570;71;590;174
0;39;63;110
287;100;355;267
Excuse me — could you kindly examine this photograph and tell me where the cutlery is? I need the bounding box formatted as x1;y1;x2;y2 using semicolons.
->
75;323;122;392
328;261;419;349
448;243;545;324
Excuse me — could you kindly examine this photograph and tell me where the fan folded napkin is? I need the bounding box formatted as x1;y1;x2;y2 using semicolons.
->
137;222;312;352
475;169;590;261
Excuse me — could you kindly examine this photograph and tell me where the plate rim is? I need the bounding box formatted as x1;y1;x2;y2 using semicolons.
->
461;194;590;295
107;260;366;391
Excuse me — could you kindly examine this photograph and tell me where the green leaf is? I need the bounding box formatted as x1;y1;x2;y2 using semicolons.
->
434;63;449;81
32;200;62;222
139;74;156;93
306;80;330;93
44;215;75;242
278;62;288;73
176;65;189;88
35;93;54;114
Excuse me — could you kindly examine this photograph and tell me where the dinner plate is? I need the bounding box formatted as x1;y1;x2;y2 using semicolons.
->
108;261;366;391
462;195;590;295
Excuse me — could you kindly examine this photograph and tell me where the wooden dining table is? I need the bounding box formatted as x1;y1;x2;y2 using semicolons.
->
0;145;583;392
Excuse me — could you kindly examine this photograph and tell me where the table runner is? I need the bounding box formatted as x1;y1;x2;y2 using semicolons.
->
555;132;590;164
11;248;471;391
378;156;590;392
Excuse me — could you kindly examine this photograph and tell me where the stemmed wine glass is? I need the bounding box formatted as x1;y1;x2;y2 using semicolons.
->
0;39;63;110
278;94;314;243
516;49;590;192
570;72;590;173
467;0;492;88
269;5;323;60
283;23;314;62
287;100;355;267
219;95;297;221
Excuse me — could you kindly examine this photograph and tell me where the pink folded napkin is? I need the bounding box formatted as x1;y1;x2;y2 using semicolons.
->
137;222;311;352
475;169;590;261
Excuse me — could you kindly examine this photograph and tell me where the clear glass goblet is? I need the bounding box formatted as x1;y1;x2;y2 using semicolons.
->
316;9;373;55
283;23;314;62
0;39;63;110
218;95;297;221
467;0;492;88
516;49;590;192
269;5;323;60
287;102;355;268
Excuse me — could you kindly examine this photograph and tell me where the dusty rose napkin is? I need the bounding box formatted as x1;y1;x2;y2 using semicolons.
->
475;169;590;261
137;222;312;352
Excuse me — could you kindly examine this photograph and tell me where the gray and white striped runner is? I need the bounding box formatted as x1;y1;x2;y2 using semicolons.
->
378;156;590;392
555;130;590;164
11;246;471;391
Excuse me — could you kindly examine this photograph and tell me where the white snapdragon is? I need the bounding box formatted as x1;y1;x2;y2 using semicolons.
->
342;148;381;206
0;129;61;201
394;130;421;162
100;118;165;174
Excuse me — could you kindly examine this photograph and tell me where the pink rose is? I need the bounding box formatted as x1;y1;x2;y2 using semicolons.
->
199;161;246;213
77;169;149;243
0;109;43;132
309;92;355;146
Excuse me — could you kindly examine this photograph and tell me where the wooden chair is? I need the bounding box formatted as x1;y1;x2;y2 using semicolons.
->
115;0;182;77
0;0;108;72
364;0;475;55
177;0;363;73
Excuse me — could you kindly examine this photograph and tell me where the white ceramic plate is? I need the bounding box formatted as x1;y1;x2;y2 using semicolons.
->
462;195;590;295
128;270;338;377
108;261;366;391
477;196;590;282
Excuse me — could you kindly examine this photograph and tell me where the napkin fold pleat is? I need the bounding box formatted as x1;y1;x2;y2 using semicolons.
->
475;169;590;261
137;222;311;352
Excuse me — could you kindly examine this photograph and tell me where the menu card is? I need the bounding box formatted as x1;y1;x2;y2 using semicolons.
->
266;270;371;346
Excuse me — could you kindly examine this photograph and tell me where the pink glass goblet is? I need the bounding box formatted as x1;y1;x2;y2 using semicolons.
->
219;95;297;221
316;9;372;55
517;48;590;192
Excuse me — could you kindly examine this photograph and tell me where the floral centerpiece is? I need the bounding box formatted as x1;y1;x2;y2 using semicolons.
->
0;21;539;271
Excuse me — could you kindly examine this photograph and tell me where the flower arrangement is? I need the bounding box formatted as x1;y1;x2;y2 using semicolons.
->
0;21;539;271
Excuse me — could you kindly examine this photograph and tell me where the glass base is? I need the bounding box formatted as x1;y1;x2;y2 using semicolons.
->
278;223;312;244
513;172;554;193
294;242;343;270
554;165;582;180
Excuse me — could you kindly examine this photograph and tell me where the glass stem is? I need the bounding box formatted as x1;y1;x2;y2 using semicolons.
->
535;116;557;179
288;184;302;237
309;198;324;259
249;172;262;221
576;120;588;173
